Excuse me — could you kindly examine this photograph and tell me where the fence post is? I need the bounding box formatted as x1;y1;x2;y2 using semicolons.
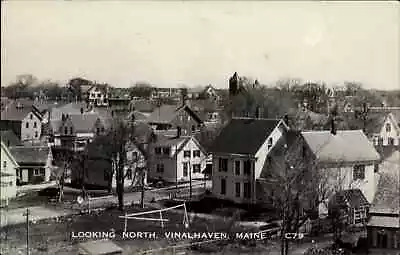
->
124;213;127;233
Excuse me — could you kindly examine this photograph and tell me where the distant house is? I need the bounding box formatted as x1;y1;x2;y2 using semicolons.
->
9;146;53;185
301;129;381;212
148;134;207;183
209;118;288;204
150;88;181;101
0;141;19;206
146;104;204;135
0;101;42;142
52;113;105;152
0;130;21;147
108;88;131;108
186;87;204;100
367;150;400;251
367;112;400;147
87;85;109;107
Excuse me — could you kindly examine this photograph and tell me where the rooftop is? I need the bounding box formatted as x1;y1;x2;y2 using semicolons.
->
301;130;380;163
210;118;282;155
9;146;50;165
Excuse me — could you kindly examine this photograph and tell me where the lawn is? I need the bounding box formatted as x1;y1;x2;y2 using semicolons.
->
0;204;273;255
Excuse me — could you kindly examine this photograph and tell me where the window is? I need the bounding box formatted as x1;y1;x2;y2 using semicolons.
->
235;160;241;175
374;164;379;173
3;161;6;169
388;137;395;145
235;182;241;198
218;158;228;172
64;127;68;135
386;123;391;132
193;150;201;157
162;147;170;156
156;164;164;173
187;116;191;121
34;169;40;176
243;182;251;199
184;150;191;158
155;147;162;155
353;165;365;180
97;128;100;135
26;122;29;128
70;127;73;135
267;137;273;150
191;125;195;132
33;122;37;128
378;137;383;145
243;160;251;176
126;169;132;180
34;131;38;138
193;164;201;173
183;162;188;176
40;169;45;175
30;114;33;120
220;178;226;195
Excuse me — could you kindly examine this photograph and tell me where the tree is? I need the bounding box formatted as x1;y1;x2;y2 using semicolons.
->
258;130;350;255
67;77;92;102
129;82;154;99
56;151;72;202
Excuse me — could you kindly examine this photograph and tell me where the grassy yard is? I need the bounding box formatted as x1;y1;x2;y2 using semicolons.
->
0;204;274;255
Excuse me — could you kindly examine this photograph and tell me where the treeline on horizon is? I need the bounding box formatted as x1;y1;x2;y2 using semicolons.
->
1;74;399;113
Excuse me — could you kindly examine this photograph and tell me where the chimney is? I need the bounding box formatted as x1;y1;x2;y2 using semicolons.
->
330;117;336;135
284;114;290;127
177;126;182;138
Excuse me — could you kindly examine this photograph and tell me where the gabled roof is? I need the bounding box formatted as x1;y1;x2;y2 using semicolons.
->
0;130;21;147
301;130;380;164
1;141;19;167
210;118;283;155
50;102;88;120
68;113;101;133
9;146;50;165
329;189;370;209
1;101;41;121
370;150;400;215
146;104;203;124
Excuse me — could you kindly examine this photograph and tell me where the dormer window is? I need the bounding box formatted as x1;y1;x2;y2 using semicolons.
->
64;127;68;135
30;114;33;120
386;123;391;132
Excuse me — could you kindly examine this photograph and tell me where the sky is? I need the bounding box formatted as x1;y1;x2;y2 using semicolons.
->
1;1;399;90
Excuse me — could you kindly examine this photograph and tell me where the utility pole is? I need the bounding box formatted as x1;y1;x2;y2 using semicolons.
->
23;208;30;255
189;161;192;201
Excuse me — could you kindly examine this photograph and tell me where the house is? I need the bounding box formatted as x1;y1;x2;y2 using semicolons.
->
87;84;109;107
146;103;204;135
201;85;222;103
0;141;19;206
186;87;204;100
52;112;105;152
9;145;53;185
328;189;370;225
0;101;42;142
368;112;400;147
209;117;289;204
367;150;400;251
150;88;181;101
148;133;207;183
108;88;131;108
71;122;153;189
301;129;381;209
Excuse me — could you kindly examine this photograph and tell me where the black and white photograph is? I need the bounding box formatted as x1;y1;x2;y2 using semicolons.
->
1;1;399;255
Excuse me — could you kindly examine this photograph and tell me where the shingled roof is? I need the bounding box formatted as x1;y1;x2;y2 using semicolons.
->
210;118;283;155
146;104;203;124
68;113;102;133
1;101;41;121
301;130;380;164
0;130;21;147
9;146;50;165
370;150;400;215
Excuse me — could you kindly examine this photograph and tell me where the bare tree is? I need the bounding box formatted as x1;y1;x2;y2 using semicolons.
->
258;131;350;255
